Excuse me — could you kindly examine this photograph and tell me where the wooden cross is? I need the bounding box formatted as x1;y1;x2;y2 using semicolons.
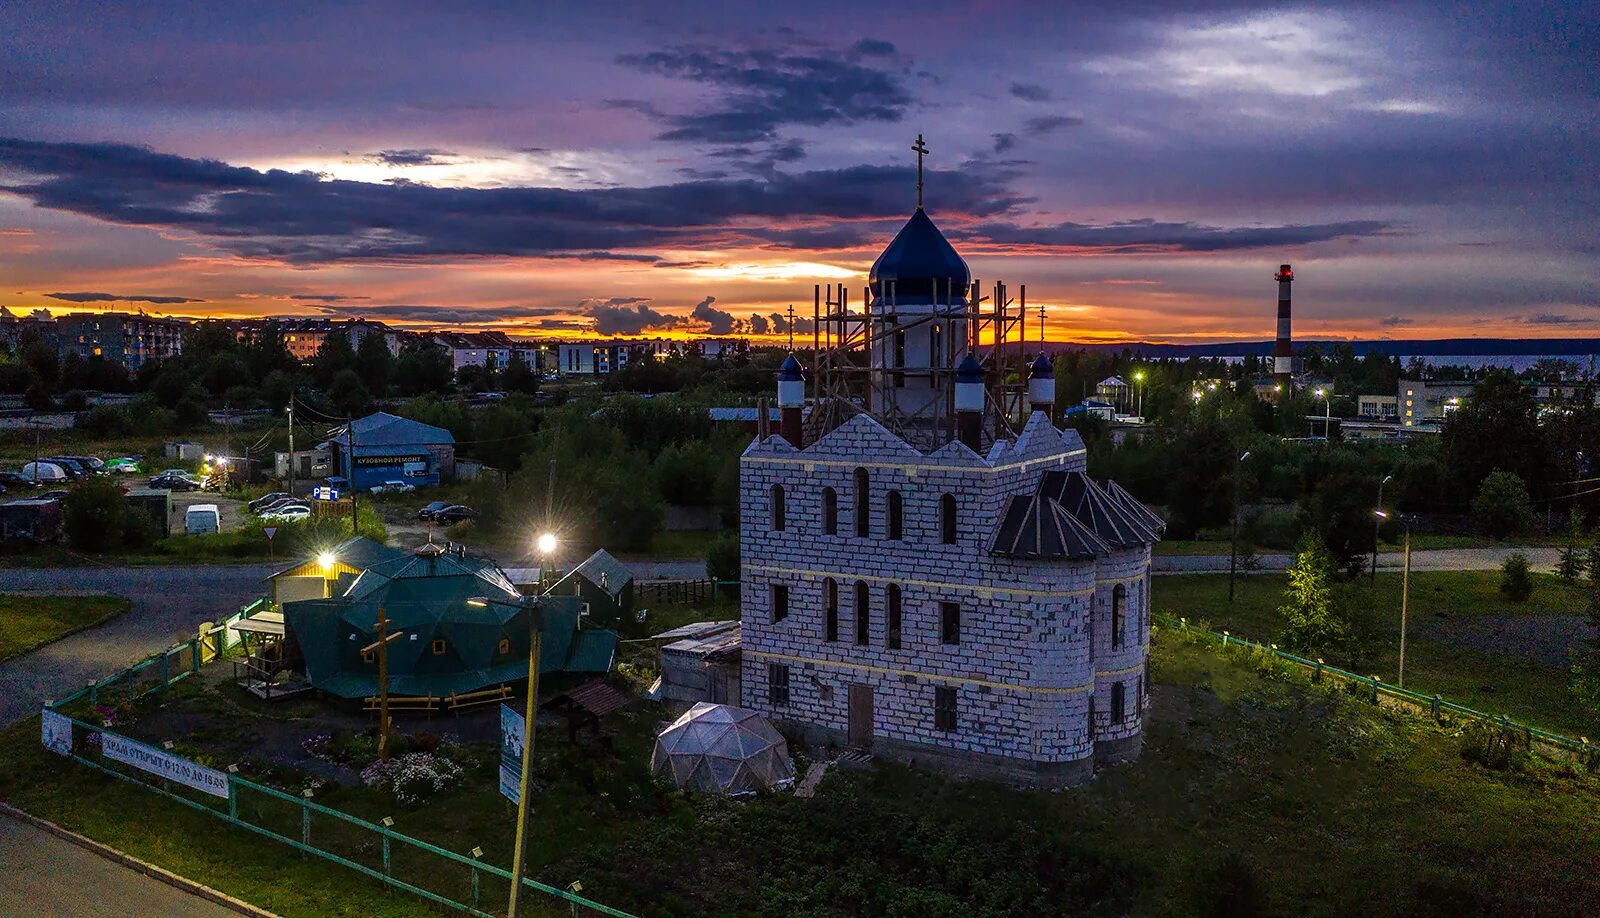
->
911;134;929;209
362;606;405;761
786;304;796;349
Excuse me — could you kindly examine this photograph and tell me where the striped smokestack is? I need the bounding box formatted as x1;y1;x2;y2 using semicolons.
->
1273;263;1293;394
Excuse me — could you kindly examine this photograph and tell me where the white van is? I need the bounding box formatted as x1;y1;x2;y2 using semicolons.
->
184;503;221;535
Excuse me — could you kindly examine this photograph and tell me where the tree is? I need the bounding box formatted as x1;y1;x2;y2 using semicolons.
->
655;440;718;506
1443;372;1552;502
1298;450;1376;575
1472;470;1533;539
354;331;395;395
329;369;373;418
1277;536;1347;656
1557;511;1587;582
706;532;740;583
395;341;454;395
1499;552;1533;601
502;349;539;394
312;327;357;388
63;477;128;553
1568;546;1600;712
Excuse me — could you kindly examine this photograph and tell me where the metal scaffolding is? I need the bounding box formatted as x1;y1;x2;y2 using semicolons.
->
808;278;1031;452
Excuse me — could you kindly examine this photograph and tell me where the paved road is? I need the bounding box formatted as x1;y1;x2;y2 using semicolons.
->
0;565;274;727
0;812;240;917
1153;546;1561;574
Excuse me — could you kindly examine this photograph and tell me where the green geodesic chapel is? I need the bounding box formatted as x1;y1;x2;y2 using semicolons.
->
283;543;617;699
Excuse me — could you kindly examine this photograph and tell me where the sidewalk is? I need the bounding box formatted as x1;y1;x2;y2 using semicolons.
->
1152;546;1560;575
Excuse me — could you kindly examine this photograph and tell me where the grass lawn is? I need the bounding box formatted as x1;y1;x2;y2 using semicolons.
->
1152;570;1598;738
6;626;1600;916
0;594;128;661
645;529;719;560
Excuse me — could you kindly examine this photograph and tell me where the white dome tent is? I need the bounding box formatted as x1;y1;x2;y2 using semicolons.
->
651;702;795;796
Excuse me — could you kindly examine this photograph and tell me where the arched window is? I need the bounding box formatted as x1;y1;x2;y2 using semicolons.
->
770;484;785;531
886;584;902;649
822;487;838;535
854;580;870;645
853;467;870;537
940;493;957;545
886;490;903;540
1111;583;1126;648
824;578;839;642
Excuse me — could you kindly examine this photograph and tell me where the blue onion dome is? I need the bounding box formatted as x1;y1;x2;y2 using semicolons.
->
869;209;972;304
1029;353;1053;378
777;354;804;381
956;353;985;384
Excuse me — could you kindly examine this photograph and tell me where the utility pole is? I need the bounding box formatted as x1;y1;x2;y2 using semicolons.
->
1399;526;1411;688
1228;449;1251;602
348;416;359;536
286;402;296;497
505;594;546;918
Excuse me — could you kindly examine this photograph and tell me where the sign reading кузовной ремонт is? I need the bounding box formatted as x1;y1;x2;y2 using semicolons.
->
101;732;230;799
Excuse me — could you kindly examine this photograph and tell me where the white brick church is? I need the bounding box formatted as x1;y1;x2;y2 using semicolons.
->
738;187;1162;787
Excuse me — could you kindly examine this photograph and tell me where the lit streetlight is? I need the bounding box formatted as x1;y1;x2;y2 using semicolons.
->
1315;387;1332;439
1132;369;1145;419
486;531;558;918
1374;510;1411;688
1372;474;1392;586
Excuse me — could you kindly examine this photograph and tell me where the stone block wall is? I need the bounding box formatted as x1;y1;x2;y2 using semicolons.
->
738;411;1150;785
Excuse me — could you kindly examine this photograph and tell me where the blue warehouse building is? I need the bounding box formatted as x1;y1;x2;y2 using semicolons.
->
326;412;455;490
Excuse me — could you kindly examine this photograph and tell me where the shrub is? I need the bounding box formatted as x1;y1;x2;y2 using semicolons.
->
62;477;128;553
59;389;89;411
360;751;463;807
706;532;740;583
1471;470;1533;539
1459;721;1532;772
1499;552;1533;601
78;404;133;438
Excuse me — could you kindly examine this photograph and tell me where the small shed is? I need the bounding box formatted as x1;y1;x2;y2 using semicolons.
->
266;536;406;605
0;499;62;541
164;440;205;461
658;622;741;710
124;488;173;538
548;549;634;625
651;703;794;795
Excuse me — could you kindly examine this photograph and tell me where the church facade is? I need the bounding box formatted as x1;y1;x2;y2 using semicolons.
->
737;182;1161;787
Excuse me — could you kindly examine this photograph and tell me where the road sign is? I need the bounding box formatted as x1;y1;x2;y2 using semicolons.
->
263;526;277;540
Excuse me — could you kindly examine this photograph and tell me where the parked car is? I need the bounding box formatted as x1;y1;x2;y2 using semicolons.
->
0;472;38;489
261;505;311;522
21;461;71;483
40;458;86;480
257;497;310;514
104;457;143;474
249;491;292;512
370;480;416;494
39;489;69;502
149;472;202;491
58;455;106;475
184;503;221;535
417;500;451;520
431;505;477;525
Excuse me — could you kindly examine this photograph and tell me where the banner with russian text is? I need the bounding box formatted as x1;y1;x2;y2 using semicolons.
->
101;732;229;799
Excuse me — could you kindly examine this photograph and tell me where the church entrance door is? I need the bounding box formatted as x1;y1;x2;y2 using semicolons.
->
847;683;874;747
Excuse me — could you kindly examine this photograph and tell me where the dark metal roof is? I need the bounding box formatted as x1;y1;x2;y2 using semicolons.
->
1098;477;1166;535
1038;470;1158;548
868;209;971;304
990;494;1110;560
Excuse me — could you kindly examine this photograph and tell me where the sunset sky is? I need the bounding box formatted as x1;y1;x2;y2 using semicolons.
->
1;1;1595;344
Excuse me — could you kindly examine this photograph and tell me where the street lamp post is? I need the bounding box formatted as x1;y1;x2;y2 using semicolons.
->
1228;449;1252;602
1132;370;1144;419
488;533;559;918
1372;474;1392;586
1315;387;1331;439
1374;511;1411;687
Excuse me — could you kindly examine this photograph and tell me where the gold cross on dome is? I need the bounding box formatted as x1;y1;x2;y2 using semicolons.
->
912;134;929;209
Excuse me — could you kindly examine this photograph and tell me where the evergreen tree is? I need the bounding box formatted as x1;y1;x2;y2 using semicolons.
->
1557;510;1587;582
1278;535;1347;655
502;349;538;394
1499;552;1533;601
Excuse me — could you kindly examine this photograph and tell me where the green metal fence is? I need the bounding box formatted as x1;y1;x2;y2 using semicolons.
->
43;609;638;918
1154;612;1599;758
